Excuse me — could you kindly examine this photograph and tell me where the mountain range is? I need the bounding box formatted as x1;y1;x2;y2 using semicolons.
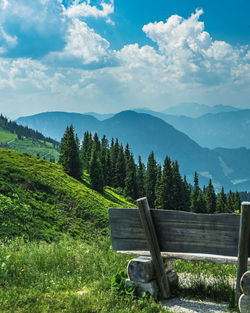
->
16;110;250;192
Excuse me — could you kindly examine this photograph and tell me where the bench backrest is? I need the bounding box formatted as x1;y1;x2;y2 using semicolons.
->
109;207;248;257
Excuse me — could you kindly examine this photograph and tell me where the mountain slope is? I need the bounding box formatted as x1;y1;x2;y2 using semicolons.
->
0;114;60;160
158;110;250;149
0;148;132;240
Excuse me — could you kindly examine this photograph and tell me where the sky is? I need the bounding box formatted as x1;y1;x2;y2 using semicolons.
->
0;0;249;119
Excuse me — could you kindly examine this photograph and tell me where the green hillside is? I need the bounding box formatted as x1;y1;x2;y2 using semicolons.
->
0;148;132;241
0;114;60;161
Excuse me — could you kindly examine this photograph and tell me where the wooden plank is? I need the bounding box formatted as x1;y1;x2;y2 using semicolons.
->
109;207;241;257
236;202;250;303
117;251;250;265
136;197;171;299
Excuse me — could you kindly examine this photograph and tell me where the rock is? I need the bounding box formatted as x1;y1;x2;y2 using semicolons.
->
239;294;250;313
126;278;159;296
241;271;250;296
127;256;155;283
164;259;175;273
167;270;178;285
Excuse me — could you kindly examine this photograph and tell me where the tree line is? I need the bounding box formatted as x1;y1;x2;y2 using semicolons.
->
58;125;241;213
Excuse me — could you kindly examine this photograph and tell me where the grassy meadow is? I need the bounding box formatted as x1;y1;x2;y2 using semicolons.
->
0;236;240;313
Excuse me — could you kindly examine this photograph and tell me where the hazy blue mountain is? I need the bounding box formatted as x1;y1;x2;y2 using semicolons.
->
17;111;100;141
84;112;114;120
16;110;250;191
162;102;238;118
159;110;250;149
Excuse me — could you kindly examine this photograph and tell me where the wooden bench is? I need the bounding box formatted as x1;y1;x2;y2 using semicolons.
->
109;197;250;311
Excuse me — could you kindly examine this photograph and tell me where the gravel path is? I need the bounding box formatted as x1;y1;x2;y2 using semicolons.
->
162;298;231;313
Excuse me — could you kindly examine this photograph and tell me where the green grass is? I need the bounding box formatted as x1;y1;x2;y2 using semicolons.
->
8;137;59;161
0;236;240;313
0;127;59;161
0;236;169;313
0;148;133;241
0;127;17;144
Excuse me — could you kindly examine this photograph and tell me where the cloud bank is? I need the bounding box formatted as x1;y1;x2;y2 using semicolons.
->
0;3;249;118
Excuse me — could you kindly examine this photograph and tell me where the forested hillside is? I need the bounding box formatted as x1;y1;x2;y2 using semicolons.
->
0;114;60;160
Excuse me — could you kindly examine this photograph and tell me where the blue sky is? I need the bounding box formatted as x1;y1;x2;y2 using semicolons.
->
0;0;249;119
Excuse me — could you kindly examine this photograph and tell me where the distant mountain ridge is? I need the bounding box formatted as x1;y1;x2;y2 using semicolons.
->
16;110;250;191
162;102;238;118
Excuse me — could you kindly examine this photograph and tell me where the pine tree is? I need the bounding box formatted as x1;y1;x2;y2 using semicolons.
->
216;187;227;213
124;153;138;200
190;172;201;213
145;152;157;207
183;175;191;211
227;190;235;213
58;125;82;180
89;144;104;192
197;190;207;213
100;135;109;185
172;160;185;211
136;155;146;198
161;156;174;210
154;164;163;209
105;149;112;186
80;131;92;171
110;138;120;187
234;191;241;212
116;145;126;188
205;179;217;214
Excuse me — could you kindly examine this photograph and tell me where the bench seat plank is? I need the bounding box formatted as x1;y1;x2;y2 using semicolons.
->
109;208;243;257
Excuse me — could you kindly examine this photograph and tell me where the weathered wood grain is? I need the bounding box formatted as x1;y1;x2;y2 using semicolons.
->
236;202;250;303
109;207;242;257
136;197;171;299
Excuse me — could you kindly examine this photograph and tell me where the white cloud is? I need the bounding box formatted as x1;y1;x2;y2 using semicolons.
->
46;18;111;65
141;9;250;87
63;0;114;20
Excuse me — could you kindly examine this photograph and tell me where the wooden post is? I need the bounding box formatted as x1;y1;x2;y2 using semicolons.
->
236;202;250;304
136;197;171;299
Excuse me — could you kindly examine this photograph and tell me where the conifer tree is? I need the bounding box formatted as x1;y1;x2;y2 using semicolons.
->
197;190;207;213
183;175;191;211
105;149;112;186
110;138;120;187
205;179;217;214
161;156;174;210
172;160;185;211
89;144;104;192
100;135;109;185
145;152;157;207
136;155;146;198
190;172;201;213
227;190;235;213
59;125;82;180
216;187;227;213
115;145;126;188
124;153;138;199
234;191;241;212
93;132;101;154
80;131;92;171
154;164;163;209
